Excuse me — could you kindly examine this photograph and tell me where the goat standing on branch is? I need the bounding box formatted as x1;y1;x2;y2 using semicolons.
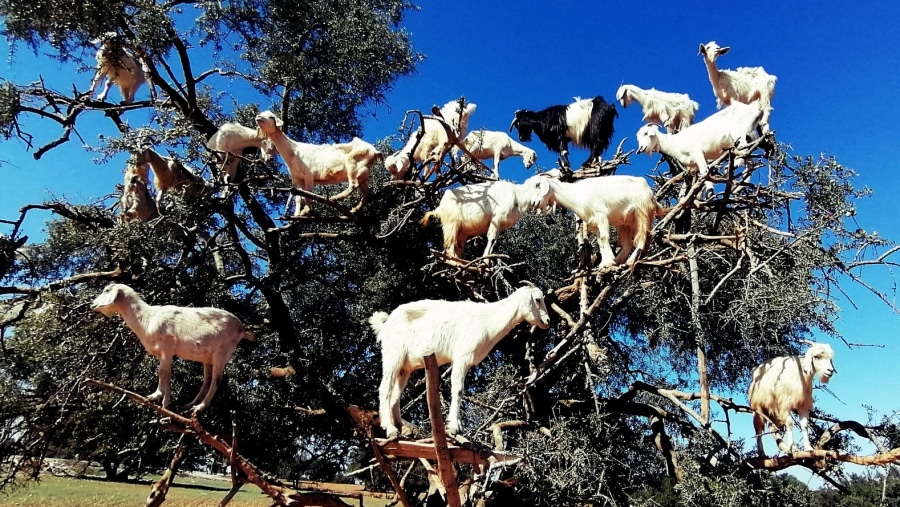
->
136;148;203;212
616;84;699;133
119;163;158;222
455;129;537;178
509;96;617;171
519;171;667;268
91;283;255;413
254;110;382;216
87;32;147;104
370;285;550;437
207;121;277;183
748;341;836;457
384;99;478;181
699;41;777;133
635;101;764;198
420;179;539;262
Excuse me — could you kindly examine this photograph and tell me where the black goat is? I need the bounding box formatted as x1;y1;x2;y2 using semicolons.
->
509;96;618;170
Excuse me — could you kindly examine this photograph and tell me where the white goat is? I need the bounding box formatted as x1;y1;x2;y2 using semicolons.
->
119;163;158;222
455;129;537;178
420;180;535;262
88;32;147;104
136;148;203;210
383;100;478;181
748;341;836;457
519;172;666;268
699;41;777;133
616;84;699;133
370;285;550;437
254;111;382;216
91;283;255;412
207;121;277;183
635;101;763;197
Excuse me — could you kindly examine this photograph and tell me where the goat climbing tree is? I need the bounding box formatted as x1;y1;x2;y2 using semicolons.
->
1;1;900;506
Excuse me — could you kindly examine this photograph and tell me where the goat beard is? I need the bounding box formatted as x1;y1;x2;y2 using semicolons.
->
818;372;833;384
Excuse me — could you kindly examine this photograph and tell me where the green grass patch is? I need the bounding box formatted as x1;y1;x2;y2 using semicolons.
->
0;474;271;506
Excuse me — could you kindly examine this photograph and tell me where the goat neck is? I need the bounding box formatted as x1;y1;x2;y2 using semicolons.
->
475;293;533;351
258;123;295;157
540;177;582;210
114;293;155;344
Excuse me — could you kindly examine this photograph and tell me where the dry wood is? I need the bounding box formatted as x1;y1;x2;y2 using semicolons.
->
423;354;462;507
488;420;528;452
369;437;410;507
145;435;189;507
687;239;710;426
747;448;900;470
568;138;632;178
82;379;351;507
373;440;518;468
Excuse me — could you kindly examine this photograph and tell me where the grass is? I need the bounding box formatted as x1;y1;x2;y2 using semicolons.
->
0;474;275;506
0;473;393;506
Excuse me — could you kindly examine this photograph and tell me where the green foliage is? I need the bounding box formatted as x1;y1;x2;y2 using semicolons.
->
0;80;19;139
812;472;900;506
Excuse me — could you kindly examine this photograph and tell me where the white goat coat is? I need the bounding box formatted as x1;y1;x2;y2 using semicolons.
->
207;121;276;182
384;100;477;180
520;173;665;268
616;84;699;133
120;164;157;222
458;129;537;178
420;180;534;261
747;342;836;456
136;148;202;209
91;283;253;412
699;41;777;132
89;35;146;104
636;101;762;195
255;111;380;216
370;285;550;437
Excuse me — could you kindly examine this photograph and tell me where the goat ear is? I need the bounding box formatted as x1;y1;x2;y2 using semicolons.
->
92;286;120;308
719;46;731;55
800;350;814;375
538;177;550;196
275;116;284;128
698;43;705;55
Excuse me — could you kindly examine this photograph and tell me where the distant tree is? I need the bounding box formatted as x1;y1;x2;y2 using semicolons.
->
812;471;900;506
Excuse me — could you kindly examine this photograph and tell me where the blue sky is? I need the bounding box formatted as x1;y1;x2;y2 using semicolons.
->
2;0;900;485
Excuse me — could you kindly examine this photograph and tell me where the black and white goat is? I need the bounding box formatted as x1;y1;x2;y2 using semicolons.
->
509;96;618;170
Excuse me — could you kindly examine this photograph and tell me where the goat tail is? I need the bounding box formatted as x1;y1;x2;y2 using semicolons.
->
655;202;671;219
419;210;438;227
243;330;257;342
369;311;390;339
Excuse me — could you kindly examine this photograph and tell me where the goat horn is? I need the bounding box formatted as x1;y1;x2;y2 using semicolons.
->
519;280;536;288
508;117;518;133
799;339;815;346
